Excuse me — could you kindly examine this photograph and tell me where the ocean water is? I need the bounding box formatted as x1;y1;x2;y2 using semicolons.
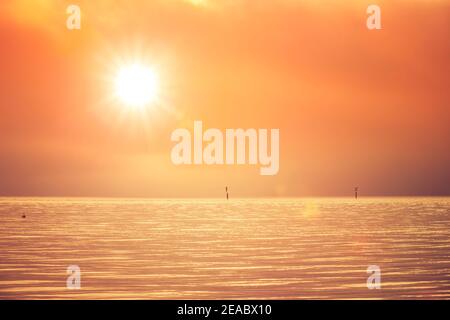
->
0;197;449;299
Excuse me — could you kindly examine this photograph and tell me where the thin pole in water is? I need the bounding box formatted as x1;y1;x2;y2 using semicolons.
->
355;187;358;199
226;186;229;200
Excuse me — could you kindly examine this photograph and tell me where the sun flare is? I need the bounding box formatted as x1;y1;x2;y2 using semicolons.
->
115;64;159;109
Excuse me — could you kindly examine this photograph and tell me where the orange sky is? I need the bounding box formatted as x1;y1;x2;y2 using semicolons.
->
0;0;449;197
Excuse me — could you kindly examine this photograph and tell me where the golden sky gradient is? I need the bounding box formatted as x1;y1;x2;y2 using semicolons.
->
0;0;449;197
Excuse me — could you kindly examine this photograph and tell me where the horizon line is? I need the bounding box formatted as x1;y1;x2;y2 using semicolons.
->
0;195;449;200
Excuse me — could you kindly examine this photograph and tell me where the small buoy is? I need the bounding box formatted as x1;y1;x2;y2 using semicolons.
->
22;214;26;219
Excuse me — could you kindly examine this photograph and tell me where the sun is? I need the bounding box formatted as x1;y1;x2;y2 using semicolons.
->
115;64;159;109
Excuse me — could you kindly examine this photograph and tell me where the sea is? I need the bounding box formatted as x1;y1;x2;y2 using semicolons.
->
0;197;449;299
